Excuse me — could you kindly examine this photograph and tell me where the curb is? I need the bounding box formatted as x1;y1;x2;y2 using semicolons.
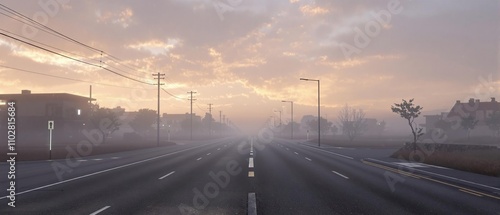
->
363;158;500;196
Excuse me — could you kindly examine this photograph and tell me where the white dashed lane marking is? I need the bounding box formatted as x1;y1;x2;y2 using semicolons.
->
332;171;349;179
159;171;175;180
90;206;110;215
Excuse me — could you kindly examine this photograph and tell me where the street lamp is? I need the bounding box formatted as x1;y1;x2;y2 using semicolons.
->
282;100;293;139
274;110;282;126
300;78;320;147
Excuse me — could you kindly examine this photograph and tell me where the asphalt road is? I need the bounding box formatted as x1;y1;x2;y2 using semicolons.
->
1;136;499;214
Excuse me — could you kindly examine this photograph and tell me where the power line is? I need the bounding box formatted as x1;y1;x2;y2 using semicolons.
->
161;88;185;100
0;3;151;76
0;28;102;65
0;4;100;54
0;3;100;53
0;65;150;89
0;31;153;85
196;103;207;113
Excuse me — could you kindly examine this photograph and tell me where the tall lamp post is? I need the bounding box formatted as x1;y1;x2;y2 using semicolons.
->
282;100;293;139
300;78;320;147
274;110;282;126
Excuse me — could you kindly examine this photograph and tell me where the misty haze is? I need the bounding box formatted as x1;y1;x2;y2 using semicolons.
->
0;0;499;214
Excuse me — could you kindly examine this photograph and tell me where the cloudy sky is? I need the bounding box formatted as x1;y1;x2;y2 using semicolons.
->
0;0;498;133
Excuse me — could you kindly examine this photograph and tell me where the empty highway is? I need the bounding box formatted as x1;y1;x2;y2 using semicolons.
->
1;136;499;214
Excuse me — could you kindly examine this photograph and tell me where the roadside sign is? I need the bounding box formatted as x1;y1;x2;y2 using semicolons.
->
48;120;54;159
48;121;54;130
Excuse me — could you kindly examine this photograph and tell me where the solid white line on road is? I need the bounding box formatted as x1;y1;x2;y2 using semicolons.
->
294;152;299;155
90;206;110;215
248;171;255;177
301;144;354;160
305;157;312;161
196;157;202;161
0;142;214;200
207;153;211;155
248;193;257;215
111;157;120;159
78;160;88;162
332;171;349;179
93;159;103;161
249;157;254;168
159;171;176;180
217;148;221;150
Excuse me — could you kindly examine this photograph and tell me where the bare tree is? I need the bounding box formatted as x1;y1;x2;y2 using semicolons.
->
337;104;366;142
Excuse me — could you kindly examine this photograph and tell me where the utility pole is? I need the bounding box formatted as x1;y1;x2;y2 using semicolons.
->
282;100;294;139
219;110;222;136
318;80;320;147
208;103;213;136
153;73;165;147
89;85;92;104
188;91;197;140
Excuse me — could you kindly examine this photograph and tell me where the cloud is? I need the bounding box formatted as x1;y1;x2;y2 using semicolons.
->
0;0;498;132
95;7;134;28
300;4;330;16
127;38;181;56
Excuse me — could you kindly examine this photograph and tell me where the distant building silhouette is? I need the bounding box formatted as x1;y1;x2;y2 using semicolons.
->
300;115;316;132
421;97;500;140
363;118;386;136
162;113;201;133
0;90;95;145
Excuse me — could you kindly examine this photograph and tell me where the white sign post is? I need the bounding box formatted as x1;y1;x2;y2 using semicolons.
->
48;120;54;160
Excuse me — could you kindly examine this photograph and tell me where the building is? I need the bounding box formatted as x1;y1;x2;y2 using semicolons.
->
162;113;202;133
446;98;500;137
421;98;500;140
0;90;95;144
420;112;449;133
0;90;94;119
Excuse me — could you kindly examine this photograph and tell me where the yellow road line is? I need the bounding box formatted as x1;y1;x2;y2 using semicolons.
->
459;189;483;197
362;160;500;201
